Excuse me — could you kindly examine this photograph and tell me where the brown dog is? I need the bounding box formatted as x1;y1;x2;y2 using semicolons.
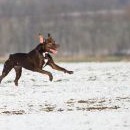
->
0;34;73;86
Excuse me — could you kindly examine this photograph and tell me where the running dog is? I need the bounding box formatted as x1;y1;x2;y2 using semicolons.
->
0;34;73;86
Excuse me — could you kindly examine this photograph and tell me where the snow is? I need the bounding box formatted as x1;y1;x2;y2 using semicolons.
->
0;62;130;130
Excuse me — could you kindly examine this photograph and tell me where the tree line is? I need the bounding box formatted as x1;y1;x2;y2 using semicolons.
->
0;0;130;57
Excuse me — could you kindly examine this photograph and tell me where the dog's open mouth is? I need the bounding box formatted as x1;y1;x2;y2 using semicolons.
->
50;49;58;54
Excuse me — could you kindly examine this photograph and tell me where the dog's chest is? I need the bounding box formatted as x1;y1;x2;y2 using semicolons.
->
43;53;49;67
44;58;48;64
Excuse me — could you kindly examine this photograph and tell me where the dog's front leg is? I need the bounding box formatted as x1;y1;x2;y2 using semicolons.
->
49;62;73;74
35;69;53;81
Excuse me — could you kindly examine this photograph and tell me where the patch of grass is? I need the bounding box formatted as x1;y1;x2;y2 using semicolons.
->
31;79;35;82
5;80;12;84
1;110;25;115
0;57;7;63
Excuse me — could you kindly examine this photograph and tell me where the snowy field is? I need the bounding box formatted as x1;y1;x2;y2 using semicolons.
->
0;62;130;130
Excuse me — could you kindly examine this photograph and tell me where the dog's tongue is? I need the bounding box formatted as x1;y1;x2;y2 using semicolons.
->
50;49;58;54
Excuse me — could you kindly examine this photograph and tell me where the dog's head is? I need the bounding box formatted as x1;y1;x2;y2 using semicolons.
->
39;33;59;54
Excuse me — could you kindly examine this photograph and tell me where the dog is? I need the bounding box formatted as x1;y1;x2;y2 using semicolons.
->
0;34;73;86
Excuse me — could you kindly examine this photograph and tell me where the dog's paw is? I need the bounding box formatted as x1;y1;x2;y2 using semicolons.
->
15;82;18;86
67;71;74;74
14;80;18;86
49;74;53;81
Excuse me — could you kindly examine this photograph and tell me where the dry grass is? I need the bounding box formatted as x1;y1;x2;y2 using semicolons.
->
0;57;8;63
0;55;130;63
54;55;130;62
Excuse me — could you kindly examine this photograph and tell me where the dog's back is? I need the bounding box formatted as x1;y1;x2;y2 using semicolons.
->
9;51;42;70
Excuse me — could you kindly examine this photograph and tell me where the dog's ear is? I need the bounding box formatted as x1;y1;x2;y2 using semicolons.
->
38;33;44;44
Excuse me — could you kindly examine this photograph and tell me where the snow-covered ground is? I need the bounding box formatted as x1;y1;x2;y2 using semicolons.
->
0;62;130;130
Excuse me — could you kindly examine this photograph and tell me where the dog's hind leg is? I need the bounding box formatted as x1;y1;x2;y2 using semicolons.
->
0;59;13;84
14;66;22;86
